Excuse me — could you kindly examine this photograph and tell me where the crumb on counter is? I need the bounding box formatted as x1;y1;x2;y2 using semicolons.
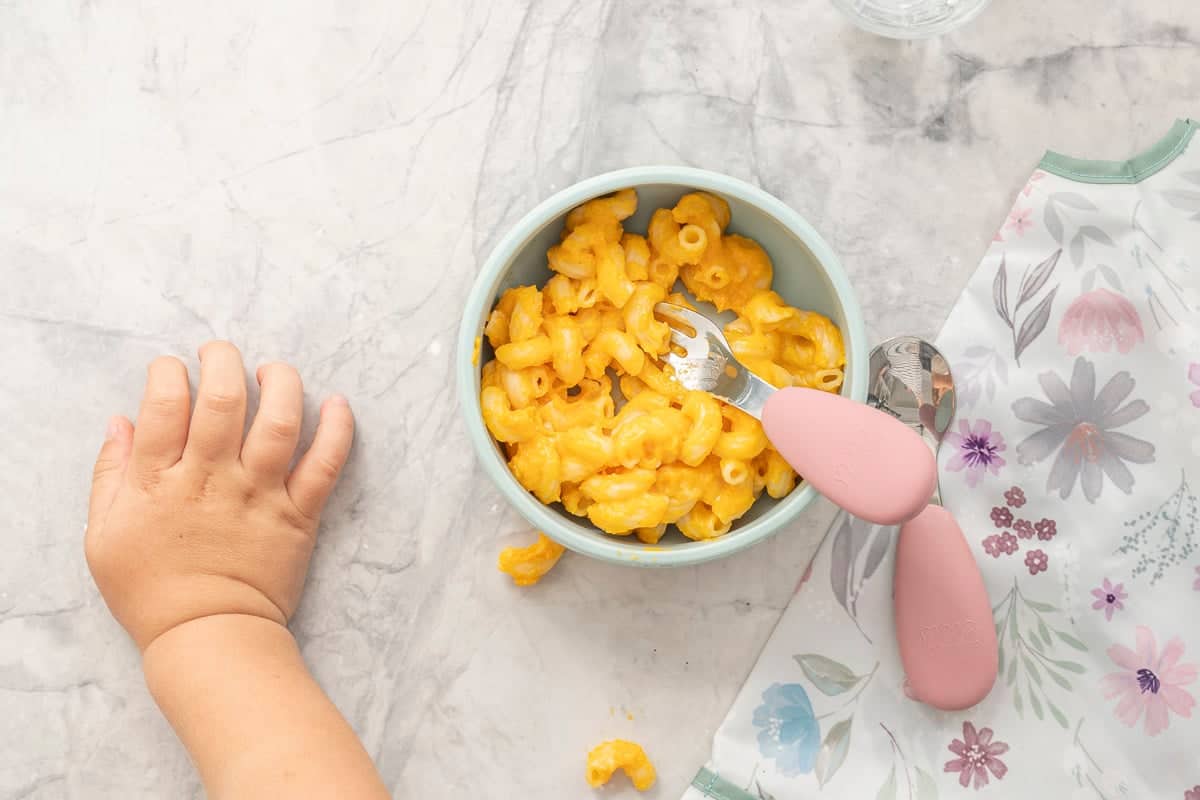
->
586;739;656;791
471;335;481;365
497;532;565;586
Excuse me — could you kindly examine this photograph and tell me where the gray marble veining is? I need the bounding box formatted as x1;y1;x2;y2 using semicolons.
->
2;1;1199;797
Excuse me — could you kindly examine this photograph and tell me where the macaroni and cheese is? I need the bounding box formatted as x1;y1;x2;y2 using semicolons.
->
585;739;656;791
497;532;566;586
479;188;844;544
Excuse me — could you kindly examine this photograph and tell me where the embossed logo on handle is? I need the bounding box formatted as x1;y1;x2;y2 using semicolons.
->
918;619;980;651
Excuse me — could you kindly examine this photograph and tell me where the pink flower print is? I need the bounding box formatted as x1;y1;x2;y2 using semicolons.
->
1025;549;1048;574
1058;289;1145;356
998;532;1018;555
1007;207;1034;237
983;535;1002;558
1102;627;1198;736
944;722;1009;789
1004;486;1026;507
946;419;1007;487
1022;170;1046;197
1013;519;1034;539
1190;363;1200;408
1186;786;1200;800
993;230;1004;243
1091;578;1127;621
990;506;1014;528
1035;518;1057;541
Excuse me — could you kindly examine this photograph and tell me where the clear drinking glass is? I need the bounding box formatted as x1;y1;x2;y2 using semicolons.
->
831;0;992;38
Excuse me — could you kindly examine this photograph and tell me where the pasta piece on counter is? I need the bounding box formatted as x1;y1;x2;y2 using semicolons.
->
585;739;656;791
497;532;565;587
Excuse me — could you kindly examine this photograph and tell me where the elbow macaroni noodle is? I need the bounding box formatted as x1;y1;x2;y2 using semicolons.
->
479;189;845;541
585;739;656;791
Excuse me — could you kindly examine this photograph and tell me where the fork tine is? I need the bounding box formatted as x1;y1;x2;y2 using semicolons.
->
652;302;689;325
655;302;715;330
667;327;696;350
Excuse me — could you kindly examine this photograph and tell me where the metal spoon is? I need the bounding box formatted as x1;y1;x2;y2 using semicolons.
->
869;336;998;711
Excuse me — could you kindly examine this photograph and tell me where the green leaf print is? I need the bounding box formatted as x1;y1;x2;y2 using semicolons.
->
1029;688;1044;720
1055;631;1087;651
1044;668;1071;691
815;717;853;787
915;767;939;800
1044;202;1064;242
1048;700;1070;729
994;579;1087;723
1024;598;1058;613
1023;654;1043;686
794;654;860;696
1037;617;1053;648
1079;225;1114;246
875;765;896;800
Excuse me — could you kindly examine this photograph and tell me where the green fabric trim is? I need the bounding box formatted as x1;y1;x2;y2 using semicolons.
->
1038;118;1196;184
690;767;759;800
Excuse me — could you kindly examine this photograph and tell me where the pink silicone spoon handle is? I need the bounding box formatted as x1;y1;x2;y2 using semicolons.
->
760;387;935;525
894;504;998;710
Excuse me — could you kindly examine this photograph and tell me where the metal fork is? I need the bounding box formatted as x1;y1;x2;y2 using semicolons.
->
654;303;777;419
653;302;936;526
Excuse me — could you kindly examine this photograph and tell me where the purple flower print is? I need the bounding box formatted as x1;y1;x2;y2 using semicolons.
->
991;506;1014;528
1004;486;1026;507
946;419;1007;487
998;532;1018;555
1012;357;1155;502
983;535;1002;558
944;722;1009;789
1013;519;1034;539
1102;627;1198;736
1091;578;1128;621
1025;549;1048;575
1035;518;1057;541
1007;207;1034;237
1191;364;1200;408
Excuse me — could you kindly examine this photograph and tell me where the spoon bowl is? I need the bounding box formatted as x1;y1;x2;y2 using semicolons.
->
870;336;998;711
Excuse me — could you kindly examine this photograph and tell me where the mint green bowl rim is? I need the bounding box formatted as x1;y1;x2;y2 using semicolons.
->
456;166;867;567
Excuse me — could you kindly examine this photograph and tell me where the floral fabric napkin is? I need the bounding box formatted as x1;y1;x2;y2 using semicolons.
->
683;122;1200;800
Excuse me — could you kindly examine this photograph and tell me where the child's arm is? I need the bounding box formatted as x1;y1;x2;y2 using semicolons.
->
85;341;390;800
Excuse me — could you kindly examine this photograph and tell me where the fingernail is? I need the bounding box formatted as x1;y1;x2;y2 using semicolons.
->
328;394;349;407
105;417;122;441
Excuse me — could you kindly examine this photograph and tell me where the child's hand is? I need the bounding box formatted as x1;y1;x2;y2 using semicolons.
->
85;341;354;651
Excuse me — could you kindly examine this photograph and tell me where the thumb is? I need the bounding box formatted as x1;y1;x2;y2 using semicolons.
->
88;415;133;536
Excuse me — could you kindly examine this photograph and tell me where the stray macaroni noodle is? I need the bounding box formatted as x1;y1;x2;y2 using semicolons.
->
479;188;845;544
497;532;565;586
585;739;656;791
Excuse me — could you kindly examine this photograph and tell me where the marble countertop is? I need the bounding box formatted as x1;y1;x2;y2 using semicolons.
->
2;1;1198;797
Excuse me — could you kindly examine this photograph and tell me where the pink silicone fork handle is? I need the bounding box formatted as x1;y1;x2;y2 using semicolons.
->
760;387;935;525
894;504;998;710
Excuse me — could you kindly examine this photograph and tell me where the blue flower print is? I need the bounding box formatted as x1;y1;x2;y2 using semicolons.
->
752;683;821;776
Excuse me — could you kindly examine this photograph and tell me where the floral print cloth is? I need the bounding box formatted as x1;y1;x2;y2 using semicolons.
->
683;119;1200;800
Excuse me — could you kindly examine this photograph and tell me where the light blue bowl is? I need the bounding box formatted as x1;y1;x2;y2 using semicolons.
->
457;166;866;567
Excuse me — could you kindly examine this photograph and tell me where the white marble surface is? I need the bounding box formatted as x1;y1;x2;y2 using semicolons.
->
2;1;1199;797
